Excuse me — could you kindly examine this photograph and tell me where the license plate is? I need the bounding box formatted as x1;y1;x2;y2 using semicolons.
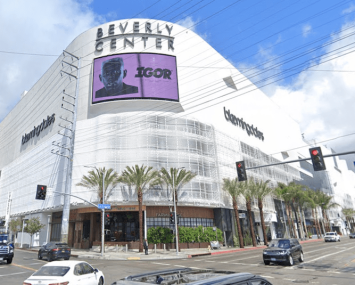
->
62;250;65;252
271;258;276;261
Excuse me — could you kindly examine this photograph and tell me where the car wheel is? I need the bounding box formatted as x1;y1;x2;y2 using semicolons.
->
64;257;70;260
6;258;12;264
338;239;340;242
299;252;304;262
98;277;104;285
38;252;42;260
47;254;52;262
288;255;294;266
264;260;270;265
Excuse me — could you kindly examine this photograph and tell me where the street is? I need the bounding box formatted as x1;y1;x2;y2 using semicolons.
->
4;240;355;284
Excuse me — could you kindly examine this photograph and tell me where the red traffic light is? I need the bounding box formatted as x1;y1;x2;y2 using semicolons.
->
237;163;242;168
311;149;318;156
106;214;110;218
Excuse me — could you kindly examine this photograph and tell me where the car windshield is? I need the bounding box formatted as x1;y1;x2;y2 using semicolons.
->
55;243;69;248
269;240;291;248
33;266;70;277
326;232;335;235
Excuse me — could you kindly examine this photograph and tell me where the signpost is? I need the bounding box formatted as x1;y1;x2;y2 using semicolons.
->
98;204;111;210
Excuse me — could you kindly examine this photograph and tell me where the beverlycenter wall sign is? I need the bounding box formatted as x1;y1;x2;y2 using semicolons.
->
92;53;179;104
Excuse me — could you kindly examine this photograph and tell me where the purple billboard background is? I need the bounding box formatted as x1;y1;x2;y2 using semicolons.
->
92;53;179;103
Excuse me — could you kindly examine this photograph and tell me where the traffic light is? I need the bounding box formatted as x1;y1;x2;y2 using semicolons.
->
309;147;326;171
35;185;47;200
105;213;111;225
236;161;247;181
169;212;175;224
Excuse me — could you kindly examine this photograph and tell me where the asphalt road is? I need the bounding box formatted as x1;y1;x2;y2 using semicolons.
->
3;239;355;284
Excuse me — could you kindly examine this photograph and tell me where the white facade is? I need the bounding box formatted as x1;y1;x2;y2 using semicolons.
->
0;19;354;241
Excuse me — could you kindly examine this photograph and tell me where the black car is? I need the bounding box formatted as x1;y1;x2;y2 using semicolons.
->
350;233;355;239
263;238;303;266
38;242;71;262
112;268;272;285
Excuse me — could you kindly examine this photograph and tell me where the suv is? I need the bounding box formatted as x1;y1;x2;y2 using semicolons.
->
263;238;303;266
112;268;272;285
324;232;340;242
38;242;71;262
0;234;14;264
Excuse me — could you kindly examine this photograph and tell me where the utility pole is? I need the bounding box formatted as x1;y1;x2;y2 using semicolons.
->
52;50;80;244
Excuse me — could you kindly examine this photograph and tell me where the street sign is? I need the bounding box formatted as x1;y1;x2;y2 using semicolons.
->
98;204;111;210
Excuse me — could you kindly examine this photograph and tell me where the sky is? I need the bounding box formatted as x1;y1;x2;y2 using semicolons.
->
0;0;355;169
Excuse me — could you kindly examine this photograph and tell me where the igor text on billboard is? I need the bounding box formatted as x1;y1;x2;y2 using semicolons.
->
92;53;179;104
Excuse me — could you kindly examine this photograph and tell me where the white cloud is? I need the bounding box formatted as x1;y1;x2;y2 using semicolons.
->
176;16;208;40
342;4;355;14
0;0;103;121
270;21;355;154
302;24;312;37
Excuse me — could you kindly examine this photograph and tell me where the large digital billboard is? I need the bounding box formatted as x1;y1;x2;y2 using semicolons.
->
92;53;179;104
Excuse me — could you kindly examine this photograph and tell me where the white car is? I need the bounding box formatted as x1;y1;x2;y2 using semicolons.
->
324;232;340;242
23;260;104;285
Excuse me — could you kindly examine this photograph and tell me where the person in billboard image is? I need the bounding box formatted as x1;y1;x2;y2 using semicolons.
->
95;57;138;98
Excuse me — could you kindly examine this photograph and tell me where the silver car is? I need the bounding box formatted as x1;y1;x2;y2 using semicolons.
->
324;232;340;242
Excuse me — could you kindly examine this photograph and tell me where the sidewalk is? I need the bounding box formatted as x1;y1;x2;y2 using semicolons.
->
17;238;323;261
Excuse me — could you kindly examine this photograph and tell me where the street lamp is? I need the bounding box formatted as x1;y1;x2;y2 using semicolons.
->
84;166;105;257
46;215;51;244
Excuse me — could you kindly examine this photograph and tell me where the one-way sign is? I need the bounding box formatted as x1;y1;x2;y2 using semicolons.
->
98;204;111;210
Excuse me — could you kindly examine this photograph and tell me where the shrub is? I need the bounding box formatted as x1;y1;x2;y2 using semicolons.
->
147;227;173;244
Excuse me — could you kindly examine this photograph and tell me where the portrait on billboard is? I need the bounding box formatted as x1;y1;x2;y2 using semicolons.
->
92;53;179;104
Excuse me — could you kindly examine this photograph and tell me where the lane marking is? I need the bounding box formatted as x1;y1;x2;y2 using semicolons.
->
304;246;355;264
205;261;215;263
260;275;274;279
230;255;260;261
11;263;37;272
0;271;27;277
152;262;170;266
174;265;186;267
189;267;203;269
231;263;259;266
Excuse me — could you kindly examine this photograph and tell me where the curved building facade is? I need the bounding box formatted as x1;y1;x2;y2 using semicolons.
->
0;19;306;247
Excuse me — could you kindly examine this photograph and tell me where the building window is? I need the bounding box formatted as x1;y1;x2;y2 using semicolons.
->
146;218;214;229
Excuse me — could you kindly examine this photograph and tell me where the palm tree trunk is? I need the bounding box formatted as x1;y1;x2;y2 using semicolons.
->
138;190;143;253
312;209;320;238
315;210;322;237
258;199;268;246
175;190;180;252
285;203;293;238
297;206;305;239
301;207;308;238
233;199;244;248
289;204;297;238
246;199;256;247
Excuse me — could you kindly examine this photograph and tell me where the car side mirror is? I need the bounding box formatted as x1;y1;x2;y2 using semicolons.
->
94;269;99;273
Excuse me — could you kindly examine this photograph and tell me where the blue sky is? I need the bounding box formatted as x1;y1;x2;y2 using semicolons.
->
0;0;355;166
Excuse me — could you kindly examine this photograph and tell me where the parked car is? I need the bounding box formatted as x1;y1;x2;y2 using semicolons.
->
324;232;340;242
38;242;71;262
23;260;104;285
112;268;272;285
263;238;304;266
349;232;355;239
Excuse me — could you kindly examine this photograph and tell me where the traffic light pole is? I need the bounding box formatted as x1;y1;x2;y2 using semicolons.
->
173;175;179;255
51;190;104;257
245;150;355;170
102;173;105;256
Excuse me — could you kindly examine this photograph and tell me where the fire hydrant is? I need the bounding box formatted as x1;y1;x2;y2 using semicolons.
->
207;245;211;252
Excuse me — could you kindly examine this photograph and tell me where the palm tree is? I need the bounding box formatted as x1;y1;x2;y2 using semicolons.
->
76;167;120;252
76;167;120;203
242;180;257;247
305;189;322;238
293;186;312;239
342;208;355;232
318;192;340;232
251;179;273;245
119;165;160;252
159;167;196;249
222;177;245;248
275;182;295;238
